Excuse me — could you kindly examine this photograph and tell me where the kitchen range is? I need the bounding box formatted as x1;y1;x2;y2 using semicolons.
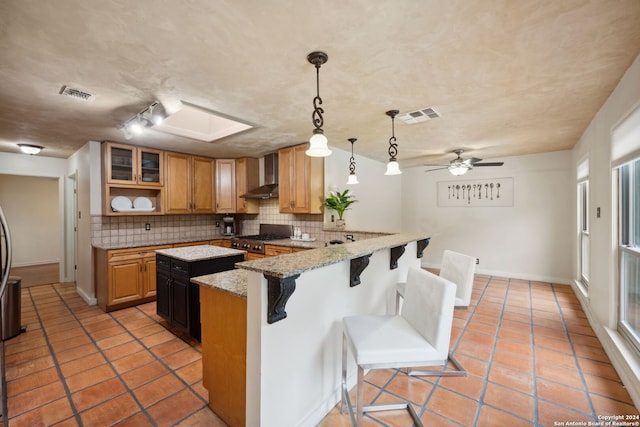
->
230;223;293;256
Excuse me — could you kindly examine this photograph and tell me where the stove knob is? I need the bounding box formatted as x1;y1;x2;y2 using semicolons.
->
243;244;250;249
253;245;261;251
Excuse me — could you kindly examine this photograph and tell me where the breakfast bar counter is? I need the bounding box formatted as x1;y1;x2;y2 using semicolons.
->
192;232;430;426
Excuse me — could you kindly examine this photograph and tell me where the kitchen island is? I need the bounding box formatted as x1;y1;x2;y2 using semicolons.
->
155;245;245;340
193;232;430;426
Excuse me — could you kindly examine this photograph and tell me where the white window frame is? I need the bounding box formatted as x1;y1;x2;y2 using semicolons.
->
618;159;640;354
578;179;589;287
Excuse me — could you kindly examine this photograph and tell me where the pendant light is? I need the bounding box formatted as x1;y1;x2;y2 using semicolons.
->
306;51;332;157
347;138;359;185
384;109;402;175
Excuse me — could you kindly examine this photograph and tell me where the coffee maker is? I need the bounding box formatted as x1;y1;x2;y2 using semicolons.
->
222;216;236;236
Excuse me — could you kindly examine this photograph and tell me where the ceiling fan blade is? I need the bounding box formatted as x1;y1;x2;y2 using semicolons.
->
473;162;504;167
466;157;483;165
423;164;450;167
424;167;449;173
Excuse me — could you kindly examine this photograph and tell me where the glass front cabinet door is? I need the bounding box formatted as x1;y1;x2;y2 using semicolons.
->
105;143;163;186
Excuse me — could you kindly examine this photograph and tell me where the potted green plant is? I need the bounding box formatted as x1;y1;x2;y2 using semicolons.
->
324;189;357;229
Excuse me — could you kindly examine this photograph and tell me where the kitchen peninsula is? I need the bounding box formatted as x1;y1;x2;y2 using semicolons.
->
192;232;430;427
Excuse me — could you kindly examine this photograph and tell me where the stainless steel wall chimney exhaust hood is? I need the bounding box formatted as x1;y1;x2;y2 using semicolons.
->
241;153;279;199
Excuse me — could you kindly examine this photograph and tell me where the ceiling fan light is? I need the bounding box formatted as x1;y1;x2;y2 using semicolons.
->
385;159;402;175
306;132;332;157
448;165;469;176
17;143;43;155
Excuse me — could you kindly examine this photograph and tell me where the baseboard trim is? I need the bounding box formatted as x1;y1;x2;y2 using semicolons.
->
75;285;97;306
421;262;572;285
569;281;640;410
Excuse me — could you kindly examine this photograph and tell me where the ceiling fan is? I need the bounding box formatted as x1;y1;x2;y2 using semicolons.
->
424;149;504;176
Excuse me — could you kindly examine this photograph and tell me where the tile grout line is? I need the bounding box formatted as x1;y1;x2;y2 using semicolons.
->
470;276;510;426
12;286;84;425
49;284;159;427
107;303;210;423
550;283;599;420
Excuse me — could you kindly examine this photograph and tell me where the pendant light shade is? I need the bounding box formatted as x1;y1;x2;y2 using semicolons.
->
306;51;332;157
385;159;401;175
384;110;402;175
347;137;359;185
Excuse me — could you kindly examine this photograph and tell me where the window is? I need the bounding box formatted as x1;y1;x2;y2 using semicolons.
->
578;180;589;287
619;158;640;353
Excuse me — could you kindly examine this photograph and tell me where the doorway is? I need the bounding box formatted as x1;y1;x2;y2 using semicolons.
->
0;174;61;286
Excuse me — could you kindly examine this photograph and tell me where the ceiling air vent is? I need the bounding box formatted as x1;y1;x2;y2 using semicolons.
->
398;107;440;124
59;85;95;101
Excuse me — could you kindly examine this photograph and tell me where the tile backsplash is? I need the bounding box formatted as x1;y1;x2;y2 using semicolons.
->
92;198;384;247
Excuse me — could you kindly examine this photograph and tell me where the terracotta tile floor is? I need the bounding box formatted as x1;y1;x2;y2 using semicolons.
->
320;275;640;426
4;276;640;426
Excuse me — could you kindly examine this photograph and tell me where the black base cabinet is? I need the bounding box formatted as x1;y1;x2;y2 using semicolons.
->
156;253;244;340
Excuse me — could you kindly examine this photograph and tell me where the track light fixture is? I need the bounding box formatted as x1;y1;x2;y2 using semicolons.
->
347;138;359;185
120;101;166;140
17;143;43;155
384;109;402;175
306;51;332;157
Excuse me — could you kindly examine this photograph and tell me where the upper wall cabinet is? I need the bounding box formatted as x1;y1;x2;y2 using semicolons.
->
278;144;324;214
216;158;260;214
215;159;236;213
165;153;215;214
104;142;164;187
235;157;259;214
102;142;164;216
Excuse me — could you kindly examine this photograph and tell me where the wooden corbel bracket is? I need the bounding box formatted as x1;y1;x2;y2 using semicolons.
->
265;274;300;324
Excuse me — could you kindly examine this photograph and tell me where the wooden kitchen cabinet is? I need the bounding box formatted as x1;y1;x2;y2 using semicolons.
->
215;159;236;213
264;245;292;257
235;157;260;214
104;142;164;187
95;244;170;312
200;285;247;427
165;152;215;214
278;143;324;214
215;157;260;214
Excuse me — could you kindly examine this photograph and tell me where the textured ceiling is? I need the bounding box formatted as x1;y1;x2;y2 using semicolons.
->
1;0;639;168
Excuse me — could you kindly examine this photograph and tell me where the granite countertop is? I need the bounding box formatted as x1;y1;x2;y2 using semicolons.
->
236;232;429;278
267;238;327;250
191;269;247;298
155;245;246;262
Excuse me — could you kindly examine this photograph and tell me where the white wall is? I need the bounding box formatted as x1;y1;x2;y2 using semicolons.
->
0;175;59;266
67;141;101;304
571;52;640;407
401;151;573;283
324;146;403;233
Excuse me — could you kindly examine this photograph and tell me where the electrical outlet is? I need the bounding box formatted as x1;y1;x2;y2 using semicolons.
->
476;258;479;265
215;221;220;227
331;214;335;222
145;223;151;231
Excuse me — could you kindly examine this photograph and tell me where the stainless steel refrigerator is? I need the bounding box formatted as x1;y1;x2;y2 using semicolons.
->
0;205;12;423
